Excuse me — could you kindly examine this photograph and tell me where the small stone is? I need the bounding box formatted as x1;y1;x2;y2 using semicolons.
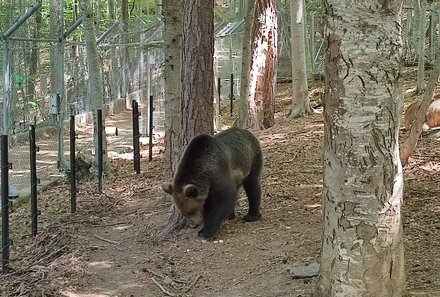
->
289;261;320;279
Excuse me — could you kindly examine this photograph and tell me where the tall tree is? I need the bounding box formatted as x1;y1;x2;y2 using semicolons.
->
49;0;65;167
246;0;278;130
288;0;312;118
163;0;182;183
180;0;214;143
121;0;130;99
25;6;42;118
160;0;184;237
80;0;108;171
314;0;406;295
161;0;214;236
238;0;256;128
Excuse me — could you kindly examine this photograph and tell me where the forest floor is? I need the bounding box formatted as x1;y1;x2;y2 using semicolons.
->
1;68;439;297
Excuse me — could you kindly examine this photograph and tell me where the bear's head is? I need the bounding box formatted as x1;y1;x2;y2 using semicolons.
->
162;183;207;228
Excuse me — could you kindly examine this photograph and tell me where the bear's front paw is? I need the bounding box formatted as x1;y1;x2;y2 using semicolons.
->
198;227;217;238
243;213;261;222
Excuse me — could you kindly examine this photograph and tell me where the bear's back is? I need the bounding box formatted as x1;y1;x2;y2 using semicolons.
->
174;128;262;188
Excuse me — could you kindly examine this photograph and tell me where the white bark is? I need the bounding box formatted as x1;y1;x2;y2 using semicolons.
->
238;0;256;128
315;0;406;295
289;0;311;118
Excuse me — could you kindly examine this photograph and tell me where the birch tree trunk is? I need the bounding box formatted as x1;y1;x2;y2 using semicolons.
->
246;0;278;130
288;0;312;118
314;0;406;295
80;0;108;172
238;0;256;128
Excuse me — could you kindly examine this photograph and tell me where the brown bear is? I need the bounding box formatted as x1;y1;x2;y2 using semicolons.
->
404;99;440;131
162;127;263;238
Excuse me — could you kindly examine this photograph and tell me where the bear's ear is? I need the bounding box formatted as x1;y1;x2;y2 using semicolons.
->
162;182;173;194
183;184;199;198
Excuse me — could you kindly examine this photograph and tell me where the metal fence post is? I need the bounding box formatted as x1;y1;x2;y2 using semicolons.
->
132;100;141;174
230;73;234;116
29;125;38;236
97;110;103;192
149;95;154;162
70;115;76;212
1;135;10;273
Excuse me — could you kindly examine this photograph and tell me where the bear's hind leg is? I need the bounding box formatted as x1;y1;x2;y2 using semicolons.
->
242;176;262;222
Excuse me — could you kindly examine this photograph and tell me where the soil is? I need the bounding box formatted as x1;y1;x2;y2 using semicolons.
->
1;71;439;297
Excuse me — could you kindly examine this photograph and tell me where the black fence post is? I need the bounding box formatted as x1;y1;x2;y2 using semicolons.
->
132;100;140;174
29;125;38;237
230;73;234;116
1;135;9;273
149;95;153;162
70;115;76;213
217;77;221;115
97;110;103;192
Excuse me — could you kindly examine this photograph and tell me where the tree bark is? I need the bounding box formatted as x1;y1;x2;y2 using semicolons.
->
288;0;312;118
25;6;42;119
160;0;214;237
180;0;215;144
246;0;278;130
49;0;65;167
314;0;406;295
80;0;108;172
238;0;256;128
163;0;182;184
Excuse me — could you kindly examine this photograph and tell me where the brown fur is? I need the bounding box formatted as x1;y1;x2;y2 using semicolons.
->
404;99;440;130
426;99;440;128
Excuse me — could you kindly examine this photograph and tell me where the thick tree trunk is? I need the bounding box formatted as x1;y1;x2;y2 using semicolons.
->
160;0;214;237
180;0;214;144
246;0;277;130
288;0;312;118
314;0;406;295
